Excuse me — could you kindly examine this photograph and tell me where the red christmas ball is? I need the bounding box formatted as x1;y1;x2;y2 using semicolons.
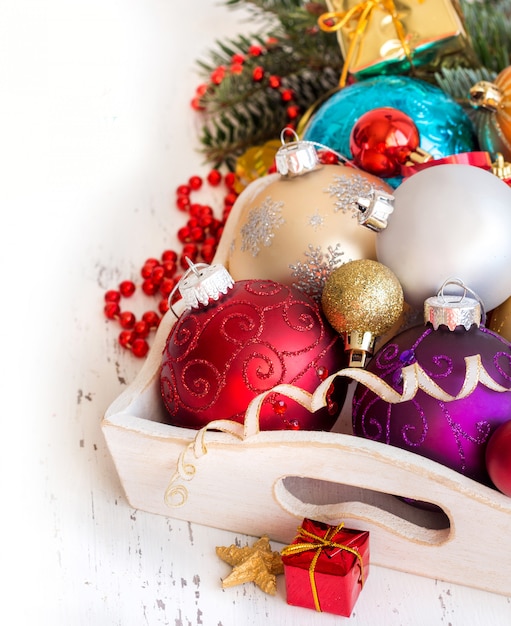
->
486;420;511;496
160;279;348;431
349;107;420;178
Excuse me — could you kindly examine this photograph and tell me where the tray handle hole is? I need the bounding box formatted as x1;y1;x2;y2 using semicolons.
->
275;476;451;546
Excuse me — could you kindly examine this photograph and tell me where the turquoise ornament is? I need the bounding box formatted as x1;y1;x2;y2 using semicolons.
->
303;76;477;187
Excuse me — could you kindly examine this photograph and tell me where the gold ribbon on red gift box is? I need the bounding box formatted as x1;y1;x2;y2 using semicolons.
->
281;523;365;612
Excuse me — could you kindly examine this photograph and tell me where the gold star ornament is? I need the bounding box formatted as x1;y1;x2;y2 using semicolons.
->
216;535;284;595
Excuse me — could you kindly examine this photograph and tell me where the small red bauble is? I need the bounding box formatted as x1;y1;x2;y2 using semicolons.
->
160;277;349;431
486;420;511;496
349;107;420;178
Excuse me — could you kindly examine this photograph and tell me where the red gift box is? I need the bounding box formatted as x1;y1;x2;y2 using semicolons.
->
281;518;369;617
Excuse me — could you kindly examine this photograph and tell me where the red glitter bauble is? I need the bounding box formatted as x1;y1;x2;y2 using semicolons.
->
160;279;349;431
349;107;420;178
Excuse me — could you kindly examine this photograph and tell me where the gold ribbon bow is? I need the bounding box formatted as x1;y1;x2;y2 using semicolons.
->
281;523;365;612
318;0;414;87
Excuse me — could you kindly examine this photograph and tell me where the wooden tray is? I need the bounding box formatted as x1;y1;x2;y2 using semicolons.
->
102;179;511;597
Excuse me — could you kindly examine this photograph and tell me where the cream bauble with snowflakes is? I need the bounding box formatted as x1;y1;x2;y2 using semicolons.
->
226;135;393;301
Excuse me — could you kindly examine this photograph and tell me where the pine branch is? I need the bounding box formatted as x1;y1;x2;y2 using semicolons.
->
193;2;342;168
435;66;497;104
461;0;511;72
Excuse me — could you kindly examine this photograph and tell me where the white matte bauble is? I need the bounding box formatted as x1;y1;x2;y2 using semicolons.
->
226;164;393;300
376;164;511;311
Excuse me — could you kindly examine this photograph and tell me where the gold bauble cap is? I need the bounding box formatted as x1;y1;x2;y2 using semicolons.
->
469;80;503;112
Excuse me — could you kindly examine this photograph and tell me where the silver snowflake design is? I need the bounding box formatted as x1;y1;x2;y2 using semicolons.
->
240;196;285;257
324;174;386;216
289;243;345;301
306;207;326;231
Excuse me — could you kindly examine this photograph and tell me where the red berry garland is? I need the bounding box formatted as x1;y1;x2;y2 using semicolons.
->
190;40;302;127
103;170;239;357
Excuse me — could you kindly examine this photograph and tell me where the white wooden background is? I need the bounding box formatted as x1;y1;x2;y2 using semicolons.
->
1;1;511;624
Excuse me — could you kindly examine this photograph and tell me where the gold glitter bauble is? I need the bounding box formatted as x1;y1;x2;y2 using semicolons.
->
321;259;404;336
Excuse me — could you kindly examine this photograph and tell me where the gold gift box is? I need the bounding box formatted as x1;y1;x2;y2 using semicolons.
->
323;0;473;80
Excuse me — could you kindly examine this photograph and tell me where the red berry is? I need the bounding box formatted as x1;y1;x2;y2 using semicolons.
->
231;53;245;64
201;244;216;264
142;279;158;296
119;330;134;348
230;63;244;75
159;277;175;298
195;83;208;97
177;184;191;196
119;280;136;297
188;175;203;190
142;310;160;328
104;290;120;303
207;169;222;186
159;299;170;314
177;226;192;243
131;338;149;358
162;259;177;277
224;192;238;207
252;66;264;82
161;249;178;263
286;104;300;120
150;265;165;285
191;97;205;111
224;171;237;189
320;150;339;165
280;88;294;102
199;214;214;229
190;226;205;242
248;44;263;56
268;75;281;89
134;320;149;338
210;66;226;85
176;195;191;211
104;302;120;320
119;311;136;329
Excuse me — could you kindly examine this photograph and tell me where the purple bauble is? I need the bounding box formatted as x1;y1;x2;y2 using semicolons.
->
352;324;511;486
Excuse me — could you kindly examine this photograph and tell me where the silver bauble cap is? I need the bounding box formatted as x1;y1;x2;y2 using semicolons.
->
424;291;482;331
275;129;320;177
356;189;395;232
178;261;234;310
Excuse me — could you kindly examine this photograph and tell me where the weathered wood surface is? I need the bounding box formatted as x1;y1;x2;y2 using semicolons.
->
4;1;511;624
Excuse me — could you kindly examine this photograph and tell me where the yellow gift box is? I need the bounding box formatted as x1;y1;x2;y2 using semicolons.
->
320;0;474;85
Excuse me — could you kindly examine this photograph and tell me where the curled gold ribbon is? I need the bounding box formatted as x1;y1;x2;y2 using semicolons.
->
318;0;413;87
281;523;365;612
